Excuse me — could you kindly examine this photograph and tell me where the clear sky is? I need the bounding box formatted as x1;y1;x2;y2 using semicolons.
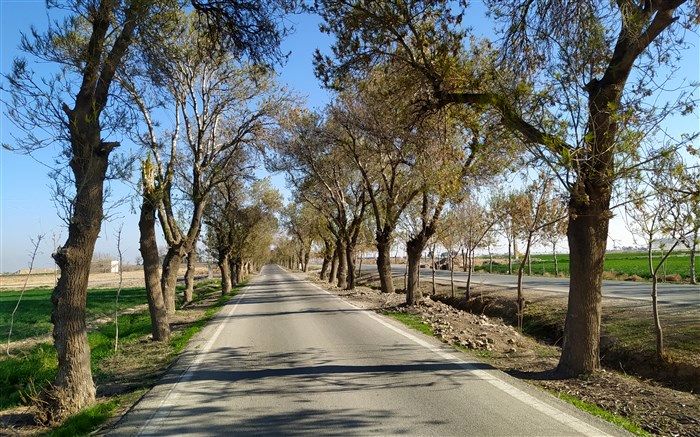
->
0;2;698;272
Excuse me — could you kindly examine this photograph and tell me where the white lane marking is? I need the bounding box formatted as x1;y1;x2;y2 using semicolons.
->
138;288;249;436
304;277;610;437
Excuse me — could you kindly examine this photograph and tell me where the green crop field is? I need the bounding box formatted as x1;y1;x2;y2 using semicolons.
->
475;251;697;282
1;286;149;343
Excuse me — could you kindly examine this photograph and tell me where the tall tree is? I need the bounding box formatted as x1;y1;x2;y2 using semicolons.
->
315;0;699;376
270;109;367;289
2;0;172;419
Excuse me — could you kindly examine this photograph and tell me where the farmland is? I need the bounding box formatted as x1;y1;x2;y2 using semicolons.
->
475;250;698;282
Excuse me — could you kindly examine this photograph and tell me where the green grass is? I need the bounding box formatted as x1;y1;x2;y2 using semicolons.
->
384;311;433;336
1;286;149;342
475;250;697;281
0;279;242;412
553;392;652;437
46;397;120;437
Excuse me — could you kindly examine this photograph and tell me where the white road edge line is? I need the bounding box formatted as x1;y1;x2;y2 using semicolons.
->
305;278;611;437
137;287;249;436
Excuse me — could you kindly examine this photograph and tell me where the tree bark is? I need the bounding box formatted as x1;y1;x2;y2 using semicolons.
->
328;244;339;284
376;232;395;293
235;258;244;284
161;248;183;315
507;238;513;274
229;256;238;286
516;234;534;331
345;241;356;290
553;243;559;276
557;194;609;376
405;237;425;305
319;255;330;280
336;238;347;289
184;249;196;303
357;252;363;282
219;253;232;295
46;139;114;419
303;245;311;272
488;246;493;273
450;255;455;298
139;195;170;342
431;244;436;295
465;249;473;300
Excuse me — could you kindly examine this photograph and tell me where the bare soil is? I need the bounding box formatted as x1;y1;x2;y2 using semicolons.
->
307;272;700;437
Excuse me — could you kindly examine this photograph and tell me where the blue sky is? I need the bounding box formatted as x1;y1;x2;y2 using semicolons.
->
0;2;698;272
0;5;336;272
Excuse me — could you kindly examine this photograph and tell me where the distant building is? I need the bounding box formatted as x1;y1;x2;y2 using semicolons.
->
89;259;119;274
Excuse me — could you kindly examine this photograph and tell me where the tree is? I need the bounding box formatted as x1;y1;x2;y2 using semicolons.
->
269;109;367;290
125;14;284;310
436;209;462;298
512;176;565;330
283;202;321;272
315;0;699;376
2;0;174;419
541;198;569;277
3;0;295;419
457;196;496;300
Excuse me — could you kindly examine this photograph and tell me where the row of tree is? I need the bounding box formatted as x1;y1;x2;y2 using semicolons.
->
272;0;699;382
3;0;293;421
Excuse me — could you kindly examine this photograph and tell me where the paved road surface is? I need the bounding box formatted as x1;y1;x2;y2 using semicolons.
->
359;265;699;306
113;265;625;436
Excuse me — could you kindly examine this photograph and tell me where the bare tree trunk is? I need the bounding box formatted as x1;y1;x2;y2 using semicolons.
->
431;244;436;295
328;243;339;284
219;254;232;295
516;235;534;331
507;238;513;274
345;241;356;290
651;273;664;360
320;255;330;280
335;238;347;289
139;196;170;342
450;255;455;298
376;232;395;293
184;249;196;304
235;258;244;284
229;256;238;286
488;246;493;274
406;237;426;305
553;242;559;276
303;247;310;272
462;248;467;272
465;249;473;300
161;249;182;315
558;197;609;376
357;252;363;282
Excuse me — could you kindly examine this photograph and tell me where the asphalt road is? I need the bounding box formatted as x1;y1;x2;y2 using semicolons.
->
359;265;700;306
113;265;625;436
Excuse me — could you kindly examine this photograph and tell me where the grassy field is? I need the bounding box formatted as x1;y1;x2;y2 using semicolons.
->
475;250;697;281
1;286;150;343
0;278;239;435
